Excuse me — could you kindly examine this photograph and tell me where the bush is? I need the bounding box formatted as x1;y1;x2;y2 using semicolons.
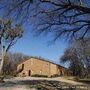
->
31;74;48;77
74;77;79;81
79;79;90;84
51;74;60;78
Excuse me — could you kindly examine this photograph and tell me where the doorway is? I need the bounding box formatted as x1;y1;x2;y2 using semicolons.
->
28;70;31;76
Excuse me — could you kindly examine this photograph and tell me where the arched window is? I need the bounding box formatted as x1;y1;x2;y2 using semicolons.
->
22;64;24;69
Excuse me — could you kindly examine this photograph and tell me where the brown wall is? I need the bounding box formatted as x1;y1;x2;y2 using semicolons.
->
17;58;51;77
17;58;71;77
50;63;57;76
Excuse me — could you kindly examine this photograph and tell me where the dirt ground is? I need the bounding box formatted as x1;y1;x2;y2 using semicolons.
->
5;77;84;85
0;77;89;90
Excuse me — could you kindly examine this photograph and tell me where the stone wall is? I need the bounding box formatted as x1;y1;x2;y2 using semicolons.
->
17;58;70;77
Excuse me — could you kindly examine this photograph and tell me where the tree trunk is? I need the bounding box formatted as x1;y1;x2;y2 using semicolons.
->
0;45;5;74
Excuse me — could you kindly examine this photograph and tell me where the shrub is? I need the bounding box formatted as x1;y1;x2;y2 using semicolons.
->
74;77;79;81
31;74;48;77
51;74;60;78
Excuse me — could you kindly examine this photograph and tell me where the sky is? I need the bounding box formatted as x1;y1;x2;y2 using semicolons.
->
10;23;68;66
0;0;71;67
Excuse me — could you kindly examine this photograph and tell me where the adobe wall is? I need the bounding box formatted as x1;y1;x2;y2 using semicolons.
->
17;58;71;77
17;58;51;77
29;58;50;76
50;63;57;76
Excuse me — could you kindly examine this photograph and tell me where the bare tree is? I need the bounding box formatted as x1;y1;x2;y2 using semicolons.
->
0;0;90;41
2;52;30;75
0;19;23;74
60;39;90;78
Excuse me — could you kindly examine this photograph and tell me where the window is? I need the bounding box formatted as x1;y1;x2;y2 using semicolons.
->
22;64;24;69
22;73;25;77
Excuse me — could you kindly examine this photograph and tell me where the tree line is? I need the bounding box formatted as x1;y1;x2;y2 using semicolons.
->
61;39;90;78
1;52;30;76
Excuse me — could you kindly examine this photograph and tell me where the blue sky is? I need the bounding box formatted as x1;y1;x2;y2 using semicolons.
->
10;23;68;66
0;5;68;67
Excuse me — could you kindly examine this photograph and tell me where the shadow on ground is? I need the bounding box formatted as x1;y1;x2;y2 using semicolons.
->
0;80;89;90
